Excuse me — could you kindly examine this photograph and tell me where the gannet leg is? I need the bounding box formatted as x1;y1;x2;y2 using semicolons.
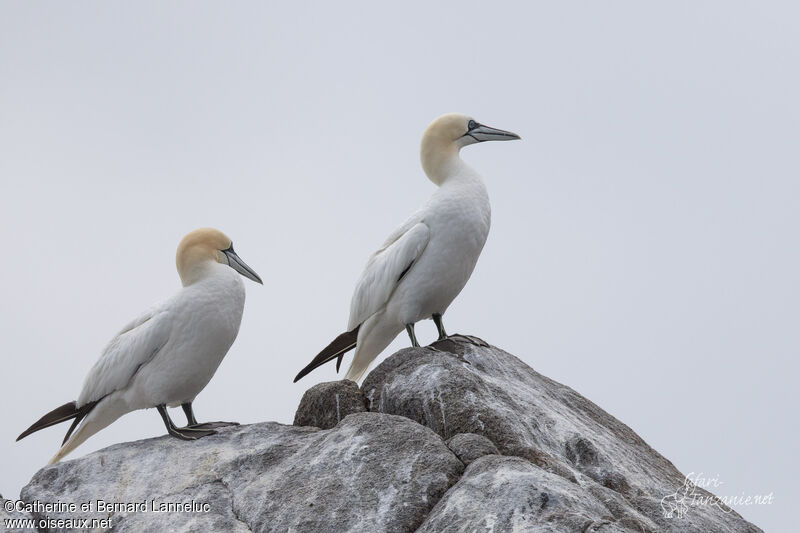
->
181;402;198;426
405;323;420;347
157;404;216;440
181;402;239;430
432;313;448;341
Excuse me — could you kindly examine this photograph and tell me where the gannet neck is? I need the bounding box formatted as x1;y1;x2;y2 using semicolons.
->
181;260;234;287
419;113;477;186
420;137;463;186
178;258;223;287
420;113;469;186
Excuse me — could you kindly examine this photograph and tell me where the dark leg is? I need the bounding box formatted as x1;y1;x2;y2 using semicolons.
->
181;403;198;426
432;313;447;341
157;405;216;440
181;402;239;430
405;323;420;347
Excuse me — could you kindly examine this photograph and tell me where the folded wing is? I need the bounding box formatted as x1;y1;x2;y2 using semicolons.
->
348;221;430;330
76;306;172;406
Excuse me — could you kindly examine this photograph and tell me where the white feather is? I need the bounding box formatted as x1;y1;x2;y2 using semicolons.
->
339;112;518;382
348;221;430;330
76;306;170;407
343;159;492;382
52;262;246;463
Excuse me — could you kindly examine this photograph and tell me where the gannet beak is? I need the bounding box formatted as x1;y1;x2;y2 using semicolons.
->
222;246;263;284
468;124;521;142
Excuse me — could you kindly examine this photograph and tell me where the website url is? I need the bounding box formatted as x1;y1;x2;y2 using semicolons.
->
4;517;112;529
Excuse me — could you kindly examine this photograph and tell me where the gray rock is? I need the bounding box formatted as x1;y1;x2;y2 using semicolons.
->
445;433;499;465
293;379;366;429
21;413;463;532
417;455;646;533
1;494;35;533
18;339;761;533
109;481;251;533
362;338;761;532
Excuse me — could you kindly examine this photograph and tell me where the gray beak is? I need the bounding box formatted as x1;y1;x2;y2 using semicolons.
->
468;123;521;142
223;245;263;284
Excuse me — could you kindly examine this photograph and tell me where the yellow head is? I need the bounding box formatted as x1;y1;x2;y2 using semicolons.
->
420;113;520;184
176;228;262;286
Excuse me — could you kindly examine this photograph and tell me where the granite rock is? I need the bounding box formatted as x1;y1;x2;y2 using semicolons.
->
21;413;462;532
444;433;499;465
17;338;761;533
1;494;36;533
361;338;762;532
293;379;366;429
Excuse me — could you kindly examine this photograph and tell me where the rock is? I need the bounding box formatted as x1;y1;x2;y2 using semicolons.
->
361;338;761;532
18;338;761;533
445;433;499;465
21;413;463;532
293;379;366;429
417;455;653;532
1;494;35;532
108;481;251;533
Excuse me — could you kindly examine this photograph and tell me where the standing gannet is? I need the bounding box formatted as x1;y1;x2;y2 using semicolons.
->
17;228;262;464
294;113;519;383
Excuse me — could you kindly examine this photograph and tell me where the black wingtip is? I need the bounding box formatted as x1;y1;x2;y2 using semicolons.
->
294;326;360;383
17;399;102;443
16;401;78;442
61;399;101;444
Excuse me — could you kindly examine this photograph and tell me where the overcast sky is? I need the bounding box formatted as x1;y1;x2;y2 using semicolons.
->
1;2;797;530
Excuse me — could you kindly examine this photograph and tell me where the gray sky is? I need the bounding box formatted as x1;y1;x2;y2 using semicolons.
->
1;2;796;530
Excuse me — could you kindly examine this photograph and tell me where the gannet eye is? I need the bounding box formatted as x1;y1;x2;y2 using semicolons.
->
467;120;477;131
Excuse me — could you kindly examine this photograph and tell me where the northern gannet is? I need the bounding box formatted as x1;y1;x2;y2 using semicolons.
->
294;113;519;383
17;228;262;464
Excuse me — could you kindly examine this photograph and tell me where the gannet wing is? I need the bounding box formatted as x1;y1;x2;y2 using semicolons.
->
76;305;172;406
375;208;425;250
348;221;430;329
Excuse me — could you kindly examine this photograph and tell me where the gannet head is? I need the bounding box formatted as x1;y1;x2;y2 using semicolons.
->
176;228;263;286
421;113;520;184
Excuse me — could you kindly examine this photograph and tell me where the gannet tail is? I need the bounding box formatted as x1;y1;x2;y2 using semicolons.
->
344;315;404;383
17;400;100;443
293;325;360;382
48;394;126;464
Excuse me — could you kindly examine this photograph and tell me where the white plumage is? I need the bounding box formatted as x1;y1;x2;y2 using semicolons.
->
18;228;262;464
295;113;519;383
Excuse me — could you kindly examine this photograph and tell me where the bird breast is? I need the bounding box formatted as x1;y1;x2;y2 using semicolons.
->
393;179;491;323
126;268;246;407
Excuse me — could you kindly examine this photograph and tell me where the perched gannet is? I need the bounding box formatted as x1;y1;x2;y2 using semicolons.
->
17;228;262;464
294;113;519;383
